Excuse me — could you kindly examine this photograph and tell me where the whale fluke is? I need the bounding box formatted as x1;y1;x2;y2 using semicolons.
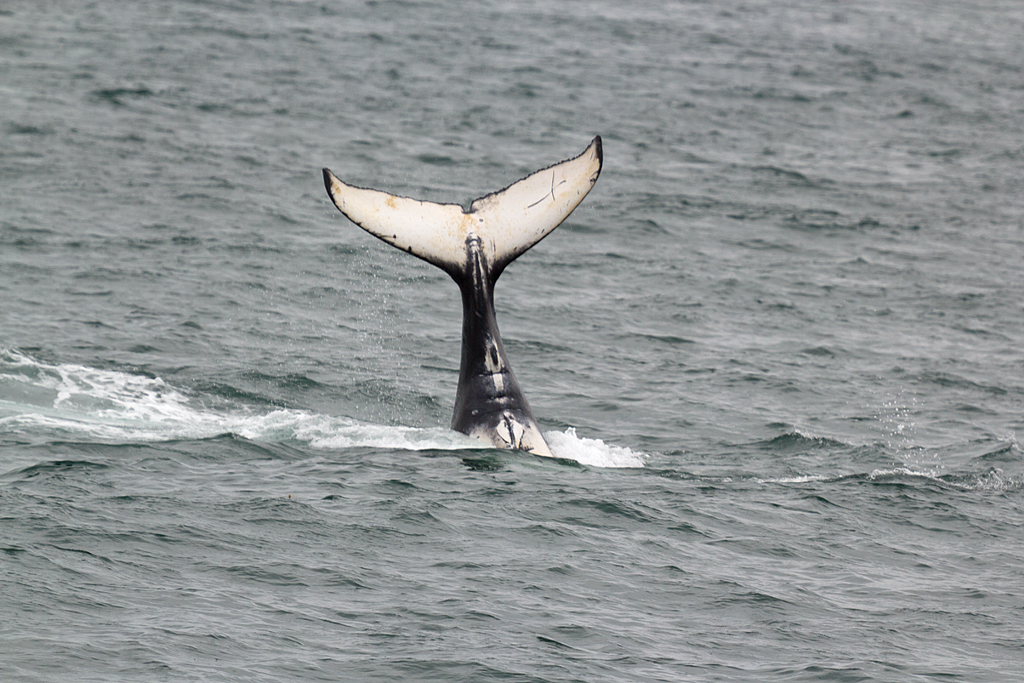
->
323;136;603;456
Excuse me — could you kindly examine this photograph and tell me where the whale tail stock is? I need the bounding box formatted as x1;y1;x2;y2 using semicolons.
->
322;136;603;456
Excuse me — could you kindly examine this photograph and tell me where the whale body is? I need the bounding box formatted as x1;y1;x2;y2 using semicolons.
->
322;136;603;456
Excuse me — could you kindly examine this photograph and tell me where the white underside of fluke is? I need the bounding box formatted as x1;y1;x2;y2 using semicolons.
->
323;137;602;274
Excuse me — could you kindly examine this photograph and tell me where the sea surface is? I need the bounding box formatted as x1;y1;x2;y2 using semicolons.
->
2;1;1023;681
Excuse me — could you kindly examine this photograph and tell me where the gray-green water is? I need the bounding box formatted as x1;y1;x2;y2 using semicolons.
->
3;1;1023;680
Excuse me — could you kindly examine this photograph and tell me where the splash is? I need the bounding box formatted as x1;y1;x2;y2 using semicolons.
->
544;427;646;468
0;351;642;467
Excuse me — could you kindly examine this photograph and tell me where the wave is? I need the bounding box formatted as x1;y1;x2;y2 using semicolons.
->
759;465;1021;493
864;465;1021;493
0;350;643;468
758;430;852;451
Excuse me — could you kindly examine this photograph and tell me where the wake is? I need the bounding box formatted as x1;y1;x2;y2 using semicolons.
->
0;350;644;468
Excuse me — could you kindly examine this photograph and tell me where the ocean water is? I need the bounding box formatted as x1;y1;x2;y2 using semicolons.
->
2;0;1023;681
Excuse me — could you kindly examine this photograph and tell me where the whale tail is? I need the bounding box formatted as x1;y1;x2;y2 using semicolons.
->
322;136;602;282
322;137;602;456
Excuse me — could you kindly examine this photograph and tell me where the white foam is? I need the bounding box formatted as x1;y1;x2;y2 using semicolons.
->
1;350;211;440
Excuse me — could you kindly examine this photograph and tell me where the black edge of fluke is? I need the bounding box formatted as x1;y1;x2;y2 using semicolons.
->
321;168;332;196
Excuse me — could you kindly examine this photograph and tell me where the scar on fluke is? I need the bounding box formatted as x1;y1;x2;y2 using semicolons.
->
528;171;567;209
